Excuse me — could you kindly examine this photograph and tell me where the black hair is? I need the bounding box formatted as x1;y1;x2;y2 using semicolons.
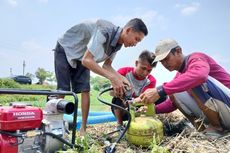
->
170;46;181;55
124;18;148;36
139;50;157;67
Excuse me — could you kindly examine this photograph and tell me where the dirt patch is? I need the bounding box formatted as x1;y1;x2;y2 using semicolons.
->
77;111;230;153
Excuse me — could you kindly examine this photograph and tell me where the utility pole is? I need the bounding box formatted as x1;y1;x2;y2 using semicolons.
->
10;68;13;76
23;60;26;75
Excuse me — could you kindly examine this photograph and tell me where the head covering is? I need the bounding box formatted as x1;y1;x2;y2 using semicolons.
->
153;39;178;62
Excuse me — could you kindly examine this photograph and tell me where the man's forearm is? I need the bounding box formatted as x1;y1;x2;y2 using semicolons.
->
155;98;176;114
103;64;122;79
82;58;113;80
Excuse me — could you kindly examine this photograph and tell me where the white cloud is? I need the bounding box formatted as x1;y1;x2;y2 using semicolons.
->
38;0;48;3
20;40;54;72
6;0;18;7
21;40;45;51
111;8;168;30
5;0;48;7
176;2;200;16
212;53;230;64
0;40;54;78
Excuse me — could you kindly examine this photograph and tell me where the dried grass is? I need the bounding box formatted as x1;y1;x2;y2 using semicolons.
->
85;110;230;153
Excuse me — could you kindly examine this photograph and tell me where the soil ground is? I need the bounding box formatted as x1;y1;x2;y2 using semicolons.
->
84;110;230;153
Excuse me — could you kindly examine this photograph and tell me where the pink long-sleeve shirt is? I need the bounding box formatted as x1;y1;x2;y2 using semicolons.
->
156;52;230;114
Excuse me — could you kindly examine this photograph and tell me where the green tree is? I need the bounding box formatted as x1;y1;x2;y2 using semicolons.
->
35;68;49;84
25;72;35;80
46;71;56;84
90;76;111;91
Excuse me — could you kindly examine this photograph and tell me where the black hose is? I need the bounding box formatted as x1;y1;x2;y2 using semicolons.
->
0;130;24;146
43;132;81;149
97;87;131;144
0;130;78;148
0;130;23;137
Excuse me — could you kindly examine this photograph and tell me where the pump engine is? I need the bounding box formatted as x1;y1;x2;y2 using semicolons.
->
0;97;75;153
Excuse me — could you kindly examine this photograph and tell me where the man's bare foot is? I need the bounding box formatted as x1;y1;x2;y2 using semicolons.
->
202;125;224;141
203;125;223;133
80;127;86;136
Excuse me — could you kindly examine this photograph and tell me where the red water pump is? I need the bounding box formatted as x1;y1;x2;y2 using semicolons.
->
0;89;78;153
0;104;43;153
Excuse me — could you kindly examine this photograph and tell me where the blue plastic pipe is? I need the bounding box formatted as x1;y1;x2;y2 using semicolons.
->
76;109;113;116
63;113;116;130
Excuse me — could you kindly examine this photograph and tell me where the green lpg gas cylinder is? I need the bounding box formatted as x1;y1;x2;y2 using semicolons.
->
126;103;164;147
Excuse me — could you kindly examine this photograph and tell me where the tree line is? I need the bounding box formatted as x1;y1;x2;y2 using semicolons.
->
25;68;56;85
26;68;111;90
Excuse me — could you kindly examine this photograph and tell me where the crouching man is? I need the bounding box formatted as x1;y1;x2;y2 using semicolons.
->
136;39;230;139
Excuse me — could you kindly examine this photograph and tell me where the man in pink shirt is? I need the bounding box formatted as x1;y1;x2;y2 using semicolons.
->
136;39;230;138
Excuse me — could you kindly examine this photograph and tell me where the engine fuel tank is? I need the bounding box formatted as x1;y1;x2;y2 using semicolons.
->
0;104;43;131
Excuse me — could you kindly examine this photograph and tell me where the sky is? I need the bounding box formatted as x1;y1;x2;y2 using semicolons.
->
0;0;230;85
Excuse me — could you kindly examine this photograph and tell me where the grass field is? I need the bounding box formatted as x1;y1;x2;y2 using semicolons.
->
0;91;112;111
0;79;113;112
67;89;113;112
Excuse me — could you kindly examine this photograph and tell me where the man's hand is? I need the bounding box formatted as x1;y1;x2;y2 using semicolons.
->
133;97;142;103
110;74;127;98
110;75;133;99
139;88;160;104
121;76;131;88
